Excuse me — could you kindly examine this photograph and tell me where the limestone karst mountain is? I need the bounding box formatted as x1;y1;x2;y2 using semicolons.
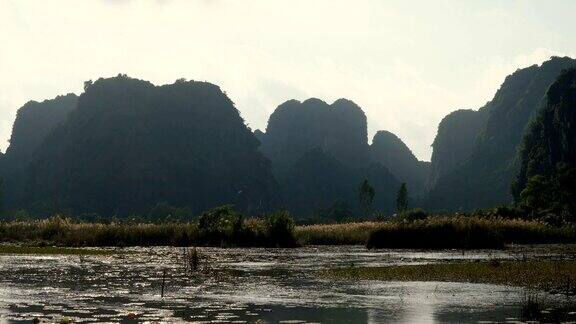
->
426;56;576;211
20;75;280;215
1;94;78;206
369;130;430;198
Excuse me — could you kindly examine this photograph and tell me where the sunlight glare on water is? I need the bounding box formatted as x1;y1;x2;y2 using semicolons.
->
0;245;574;323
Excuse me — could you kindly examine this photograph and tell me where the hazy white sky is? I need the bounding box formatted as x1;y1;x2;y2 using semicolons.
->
1;0;575;160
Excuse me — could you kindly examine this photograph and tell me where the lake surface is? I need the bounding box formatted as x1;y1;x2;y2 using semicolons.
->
0;245;575;323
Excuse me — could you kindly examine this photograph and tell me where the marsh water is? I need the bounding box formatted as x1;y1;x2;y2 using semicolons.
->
0;245;575;323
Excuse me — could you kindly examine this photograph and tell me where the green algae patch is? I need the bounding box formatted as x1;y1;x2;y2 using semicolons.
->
320;260;576;293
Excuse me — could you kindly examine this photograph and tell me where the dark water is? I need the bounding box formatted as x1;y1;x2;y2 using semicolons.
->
0;245;575;323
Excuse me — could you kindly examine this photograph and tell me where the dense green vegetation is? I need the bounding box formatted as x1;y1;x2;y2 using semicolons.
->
428;109;488;188
426;57;576;211
367;216;576;249
1;209;575;248
299;212;576;247
320;260;576;293
395;183;409;213
512;68;576;223
19;75;280;216
370;130;430;197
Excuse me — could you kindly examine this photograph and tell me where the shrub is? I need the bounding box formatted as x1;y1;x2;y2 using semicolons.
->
197;205;242;246
367;217;503;249
265;210;296;247
398;208;428;222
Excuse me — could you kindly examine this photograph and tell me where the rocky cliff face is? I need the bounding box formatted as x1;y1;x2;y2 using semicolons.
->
428;109;488;188
426;56;576;211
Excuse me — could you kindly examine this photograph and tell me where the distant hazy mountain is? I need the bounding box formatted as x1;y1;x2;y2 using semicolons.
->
369;130;430;197
428;109;488;188
426;56;576;211
512;68;576;204
260;98;369;176
1;94;77;205
259;98;401;217
21;75;280;216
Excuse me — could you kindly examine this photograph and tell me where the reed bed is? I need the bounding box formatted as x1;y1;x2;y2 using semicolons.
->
1;215;575;249
296;217;576;248
0;217;200;247
0;213;296;247
295;222;386;245
367;216;576;249
321;260;576;294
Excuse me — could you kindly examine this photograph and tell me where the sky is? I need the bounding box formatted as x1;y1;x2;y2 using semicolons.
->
1;0;575;161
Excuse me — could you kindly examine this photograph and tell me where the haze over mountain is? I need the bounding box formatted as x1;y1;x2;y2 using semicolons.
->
0;94;78;206
0;56;575;218
426;56;576;211
3;1;576;162
369;130;430;197
428;109;488;188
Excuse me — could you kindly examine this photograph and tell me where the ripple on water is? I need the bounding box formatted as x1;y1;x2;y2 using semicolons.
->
0;245;575;323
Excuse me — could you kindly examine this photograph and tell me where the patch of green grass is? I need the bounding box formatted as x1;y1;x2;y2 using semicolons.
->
320;260;576;293
0;245;119;255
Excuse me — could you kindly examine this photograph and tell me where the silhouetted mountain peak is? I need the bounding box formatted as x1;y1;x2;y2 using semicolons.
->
261;97;369;172
370;130;429;197
372;130;418;162
302;98;327;106
5;93;78;163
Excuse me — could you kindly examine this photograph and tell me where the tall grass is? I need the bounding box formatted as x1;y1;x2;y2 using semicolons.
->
1;215;575;249
296;222;385;245
367;216;576;249
295;216;576;248
0;215;294;247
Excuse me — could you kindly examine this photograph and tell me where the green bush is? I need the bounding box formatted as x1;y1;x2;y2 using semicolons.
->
197;205;242;246
367;216;576;249
265;210;296;247
398;208;428;222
